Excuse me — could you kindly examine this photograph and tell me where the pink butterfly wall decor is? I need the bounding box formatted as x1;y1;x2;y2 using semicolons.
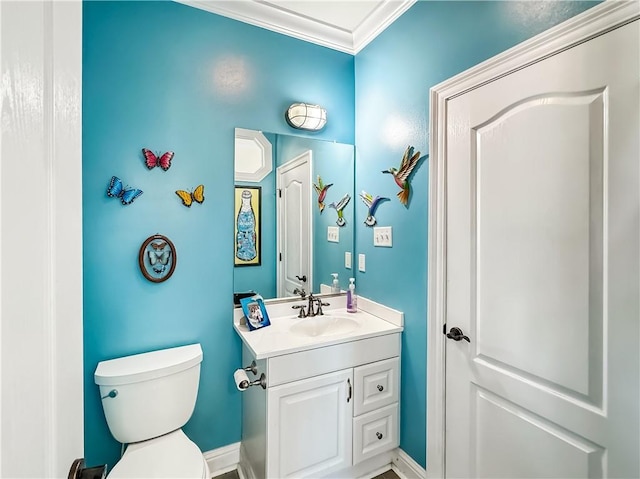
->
142;148;174;171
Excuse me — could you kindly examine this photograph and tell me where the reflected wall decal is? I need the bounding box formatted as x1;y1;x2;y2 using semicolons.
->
359;191;389;227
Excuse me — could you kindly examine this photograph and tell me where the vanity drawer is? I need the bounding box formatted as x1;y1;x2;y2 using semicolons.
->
353;357;399;416
353;403;398;465
267;334;400;387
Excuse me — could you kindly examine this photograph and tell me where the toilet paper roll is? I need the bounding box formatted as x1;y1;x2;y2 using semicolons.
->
234;369;250;391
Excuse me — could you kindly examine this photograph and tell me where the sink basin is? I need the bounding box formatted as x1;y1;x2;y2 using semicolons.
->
289;314;359;338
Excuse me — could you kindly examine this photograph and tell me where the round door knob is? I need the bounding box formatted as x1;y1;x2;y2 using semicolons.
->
376;432;383;440
377;385;384;392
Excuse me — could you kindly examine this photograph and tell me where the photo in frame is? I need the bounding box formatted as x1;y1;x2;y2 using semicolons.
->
234;185;261;266
240;293;271;331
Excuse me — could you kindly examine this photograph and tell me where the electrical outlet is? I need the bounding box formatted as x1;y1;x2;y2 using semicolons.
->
358;253;366;272
345;252;352;269
373;226;393;247
327;226;339;243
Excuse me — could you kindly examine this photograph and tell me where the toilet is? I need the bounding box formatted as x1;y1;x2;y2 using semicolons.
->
94;343;211;479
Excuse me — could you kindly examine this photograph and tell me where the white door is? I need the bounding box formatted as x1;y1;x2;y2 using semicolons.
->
266;369;353;478
1;2;83;477
277;151;312;297
445;20;639;478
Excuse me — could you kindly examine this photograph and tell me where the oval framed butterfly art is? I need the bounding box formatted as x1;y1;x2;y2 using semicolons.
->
138;234;177;283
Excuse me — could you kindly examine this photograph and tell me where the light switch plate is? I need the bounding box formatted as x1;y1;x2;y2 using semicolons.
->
345;252;352;269
358;253;366;272
373;226;392;247
327;226;339;243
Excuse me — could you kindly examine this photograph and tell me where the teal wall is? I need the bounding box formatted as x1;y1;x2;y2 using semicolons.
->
353;0;599;468
82;0;354;467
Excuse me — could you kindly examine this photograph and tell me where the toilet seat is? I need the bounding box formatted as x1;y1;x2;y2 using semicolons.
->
108;429;210;479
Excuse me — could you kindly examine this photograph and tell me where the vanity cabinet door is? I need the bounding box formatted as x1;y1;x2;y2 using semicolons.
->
266;369;354;478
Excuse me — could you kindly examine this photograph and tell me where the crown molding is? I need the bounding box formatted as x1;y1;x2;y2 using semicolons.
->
175;0;416;55
353;0;416;53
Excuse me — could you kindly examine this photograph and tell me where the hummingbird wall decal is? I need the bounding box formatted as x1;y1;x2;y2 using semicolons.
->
328;193;351;227
382;146;427;206
313;175;333;212
359;190;389;227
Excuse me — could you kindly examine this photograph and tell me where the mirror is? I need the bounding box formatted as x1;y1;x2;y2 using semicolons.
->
234;128;355;301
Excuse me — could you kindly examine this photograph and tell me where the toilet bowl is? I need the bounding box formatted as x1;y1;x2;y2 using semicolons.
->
94;344;210;479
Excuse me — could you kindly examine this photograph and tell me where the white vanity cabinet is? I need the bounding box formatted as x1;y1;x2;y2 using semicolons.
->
240;332;401;479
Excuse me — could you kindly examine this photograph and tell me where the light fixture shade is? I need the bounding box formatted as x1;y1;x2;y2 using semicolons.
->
285;103;327;131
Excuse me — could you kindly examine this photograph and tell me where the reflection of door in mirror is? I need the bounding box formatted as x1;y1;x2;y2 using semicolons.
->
277;151;312;297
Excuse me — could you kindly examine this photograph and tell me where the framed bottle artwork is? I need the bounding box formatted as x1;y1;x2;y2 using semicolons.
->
234;186;261;266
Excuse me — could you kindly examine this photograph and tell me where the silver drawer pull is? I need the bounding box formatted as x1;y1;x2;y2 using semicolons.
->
377;385;384;392
376;432;383;440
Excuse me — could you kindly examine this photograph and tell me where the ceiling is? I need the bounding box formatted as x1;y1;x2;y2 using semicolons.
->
177;0;416;54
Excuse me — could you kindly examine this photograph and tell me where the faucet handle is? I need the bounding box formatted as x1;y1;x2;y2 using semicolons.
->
293;287;306;299
316;300;330;316
292;304;306;318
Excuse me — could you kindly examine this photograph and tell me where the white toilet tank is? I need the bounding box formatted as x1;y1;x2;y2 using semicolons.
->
94;343;203;444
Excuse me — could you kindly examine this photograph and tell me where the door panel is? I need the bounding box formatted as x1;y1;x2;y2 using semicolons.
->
473;387;603;479
474;91;605;403
445;20;639;478
277;151;312;297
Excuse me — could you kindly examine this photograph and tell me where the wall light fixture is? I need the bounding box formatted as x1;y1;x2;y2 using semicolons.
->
285;103;327;131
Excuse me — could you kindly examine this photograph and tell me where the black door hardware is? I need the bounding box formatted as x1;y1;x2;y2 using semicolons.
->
446;326;470;343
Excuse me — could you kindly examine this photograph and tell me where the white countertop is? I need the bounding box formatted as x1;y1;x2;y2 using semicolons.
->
233;299;403;360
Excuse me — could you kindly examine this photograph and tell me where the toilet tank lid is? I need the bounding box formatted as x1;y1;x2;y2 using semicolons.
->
94;344;203;386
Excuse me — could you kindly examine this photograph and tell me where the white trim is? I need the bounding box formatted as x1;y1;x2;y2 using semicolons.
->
352;0;416;54
203;442;241;477
175;0;415;55
0;2;4;473
234;128;273;183
426;1;640;476
51;3;84;476
234;445;420;479
392;448;426;479
237;444;256;479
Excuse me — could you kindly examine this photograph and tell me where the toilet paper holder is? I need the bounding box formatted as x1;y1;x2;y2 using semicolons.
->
243;360;258;376
243;373;267;390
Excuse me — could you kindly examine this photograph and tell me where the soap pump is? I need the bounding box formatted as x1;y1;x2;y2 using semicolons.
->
331;273;340;293
346;277;357;313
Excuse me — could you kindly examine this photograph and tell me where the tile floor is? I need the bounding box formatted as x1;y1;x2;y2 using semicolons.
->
212;469;400;479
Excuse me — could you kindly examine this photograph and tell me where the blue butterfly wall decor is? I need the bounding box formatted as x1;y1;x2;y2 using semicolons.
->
107;176;143;205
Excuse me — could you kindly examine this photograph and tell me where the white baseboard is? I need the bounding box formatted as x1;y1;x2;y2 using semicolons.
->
203;442;241;478
237;444;256;479
392;449;426;479
205;443;425;479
